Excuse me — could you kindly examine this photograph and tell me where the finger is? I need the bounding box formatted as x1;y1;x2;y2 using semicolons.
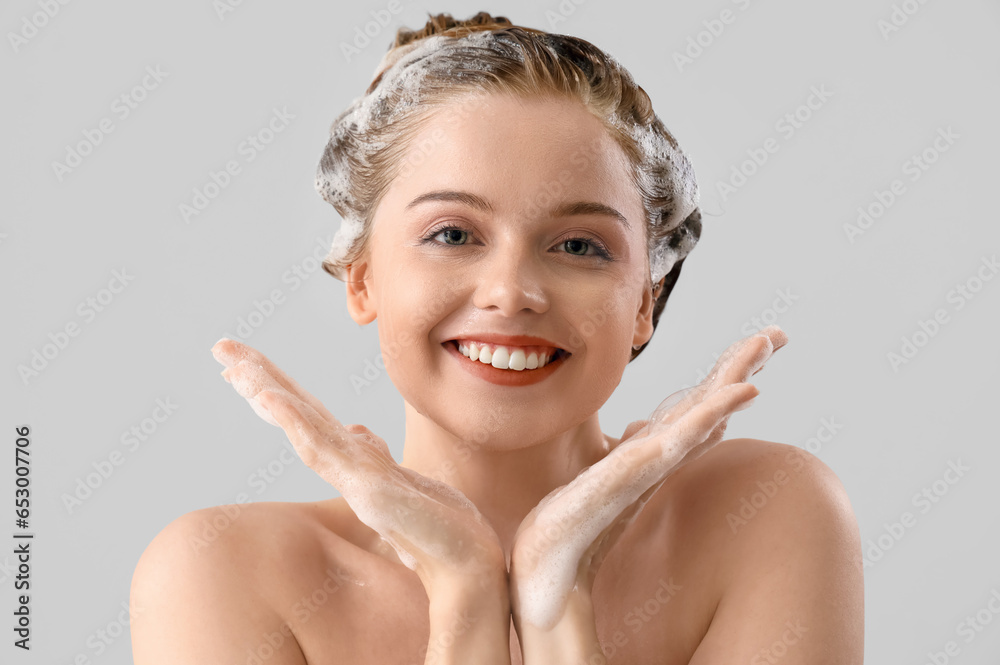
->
758;324;789;354
246;395;281;427
705;330;780;392
213;338;337;423
724;334;774;384
702;325;786;388
256;390;447;542
663;382;759;450
257;389;442;571
731;326;787;379
256;387;395;486
547;387;757;559
644;333;767;430
647;385;699;429
223;355;354;443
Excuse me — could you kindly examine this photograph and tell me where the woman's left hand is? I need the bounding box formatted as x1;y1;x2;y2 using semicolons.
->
508;325;788;640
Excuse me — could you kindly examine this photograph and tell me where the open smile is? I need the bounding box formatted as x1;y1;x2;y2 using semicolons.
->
442;340;571;387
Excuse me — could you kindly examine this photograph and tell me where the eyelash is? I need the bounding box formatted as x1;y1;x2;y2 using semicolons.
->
420;224;613;260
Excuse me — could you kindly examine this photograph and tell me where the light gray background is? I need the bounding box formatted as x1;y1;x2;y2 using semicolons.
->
3;0;998;662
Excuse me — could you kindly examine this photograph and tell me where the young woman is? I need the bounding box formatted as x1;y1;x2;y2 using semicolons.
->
131;12;863;664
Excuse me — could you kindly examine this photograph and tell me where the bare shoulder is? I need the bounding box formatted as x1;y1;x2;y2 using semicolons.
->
680;438;858;538
667;437;861;571
130;501;345;664
668;438;864;663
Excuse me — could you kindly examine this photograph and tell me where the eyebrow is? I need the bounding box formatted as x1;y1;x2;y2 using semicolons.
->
405;189;631;231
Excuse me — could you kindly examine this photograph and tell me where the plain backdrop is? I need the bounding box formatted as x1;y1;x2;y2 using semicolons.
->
2;0;999;662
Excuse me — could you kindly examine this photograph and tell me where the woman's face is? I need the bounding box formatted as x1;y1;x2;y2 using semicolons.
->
346;92;658;448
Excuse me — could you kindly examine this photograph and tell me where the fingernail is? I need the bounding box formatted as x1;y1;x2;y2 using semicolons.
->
221;368;231;383
212;341;235;368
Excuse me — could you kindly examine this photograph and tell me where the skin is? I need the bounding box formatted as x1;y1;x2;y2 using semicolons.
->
130;93;864;664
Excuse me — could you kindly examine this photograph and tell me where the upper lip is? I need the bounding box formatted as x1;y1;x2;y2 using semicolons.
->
446;333;569;353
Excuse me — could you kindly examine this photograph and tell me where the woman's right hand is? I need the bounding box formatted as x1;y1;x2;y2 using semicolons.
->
211;339;508;599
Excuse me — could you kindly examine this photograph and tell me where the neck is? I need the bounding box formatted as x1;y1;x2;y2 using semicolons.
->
399;401;616;561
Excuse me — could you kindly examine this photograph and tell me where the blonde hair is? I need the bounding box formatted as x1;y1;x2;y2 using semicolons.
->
315;11;702;361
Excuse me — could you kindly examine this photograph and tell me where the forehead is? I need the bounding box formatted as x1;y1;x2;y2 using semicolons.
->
387;92;640;217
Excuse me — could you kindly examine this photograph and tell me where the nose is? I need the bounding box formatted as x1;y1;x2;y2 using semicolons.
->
471;240;550;316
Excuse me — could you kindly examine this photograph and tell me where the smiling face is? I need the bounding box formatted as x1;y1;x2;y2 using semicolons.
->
344;91;659;449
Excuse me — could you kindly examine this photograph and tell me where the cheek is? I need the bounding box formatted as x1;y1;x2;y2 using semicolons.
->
569;288;639;355
374;271;459;377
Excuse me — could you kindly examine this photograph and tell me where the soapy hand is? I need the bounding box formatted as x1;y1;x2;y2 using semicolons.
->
508;325;788;634
211;338;507;597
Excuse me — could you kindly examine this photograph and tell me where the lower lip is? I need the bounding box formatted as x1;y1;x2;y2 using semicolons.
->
442;341;570;387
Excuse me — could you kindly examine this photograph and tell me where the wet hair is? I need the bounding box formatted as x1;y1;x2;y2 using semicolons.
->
316;11;702;362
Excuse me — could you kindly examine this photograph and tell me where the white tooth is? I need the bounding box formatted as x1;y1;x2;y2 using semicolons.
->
508;349;526;371
491;346;510;369
458;342;561;371
478;345;492;364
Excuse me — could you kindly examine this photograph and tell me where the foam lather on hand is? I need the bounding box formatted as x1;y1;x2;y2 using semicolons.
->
315;29;700;285
514;442;667;630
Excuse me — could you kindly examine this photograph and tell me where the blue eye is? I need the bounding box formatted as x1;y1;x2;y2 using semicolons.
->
421;224;612;260
431;227;469;246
